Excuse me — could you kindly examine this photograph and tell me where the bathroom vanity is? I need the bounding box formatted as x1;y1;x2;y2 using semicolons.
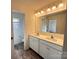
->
29;34;64;59
29;8;66;59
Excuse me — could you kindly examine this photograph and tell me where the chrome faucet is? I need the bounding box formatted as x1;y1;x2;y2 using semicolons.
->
51;35;53;38
37;33;39;35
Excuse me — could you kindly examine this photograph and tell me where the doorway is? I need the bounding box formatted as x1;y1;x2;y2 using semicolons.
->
12;12;25;46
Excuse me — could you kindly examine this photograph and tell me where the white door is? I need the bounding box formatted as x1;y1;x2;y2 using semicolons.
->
12;12;24;45
48;20;56;32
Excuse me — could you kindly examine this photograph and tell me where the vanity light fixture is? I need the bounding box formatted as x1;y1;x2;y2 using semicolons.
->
58;3;64;8
52;6;56;10
47;8;51;12
34;2;65;16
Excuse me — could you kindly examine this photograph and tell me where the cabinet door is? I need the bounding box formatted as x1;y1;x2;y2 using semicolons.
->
29;36;39;53
29;37;34;49
48;47;62;59
39;42;48;59
33;38;39;53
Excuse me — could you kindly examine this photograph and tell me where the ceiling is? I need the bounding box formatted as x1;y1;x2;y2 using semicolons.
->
12;0;59;11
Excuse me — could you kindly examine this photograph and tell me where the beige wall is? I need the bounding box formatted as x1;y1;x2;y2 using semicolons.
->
12;3;36;50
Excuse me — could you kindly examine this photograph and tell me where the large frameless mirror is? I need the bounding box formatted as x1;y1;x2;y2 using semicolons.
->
40;10;67;34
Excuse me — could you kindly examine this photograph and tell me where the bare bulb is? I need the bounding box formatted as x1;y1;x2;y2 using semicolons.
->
47;8;51;12
38;12;40;14
58;3;64;8
52;6;56;10
41;11;44;13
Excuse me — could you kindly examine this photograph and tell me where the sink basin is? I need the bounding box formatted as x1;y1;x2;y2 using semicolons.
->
38;35;49;38
36;34;62;42
46;37;57;42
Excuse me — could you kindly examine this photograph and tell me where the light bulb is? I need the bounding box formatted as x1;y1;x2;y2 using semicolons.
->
52;6;56;10
41;11;44;13
47;8;51;12
38;12;40;14
58;3;64;8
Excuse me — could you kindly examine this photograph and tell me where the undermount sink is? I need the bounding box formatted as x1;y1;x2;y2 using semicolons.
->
38;35;49;38
37;35;57;42
36;34;62;42
46;37;57;41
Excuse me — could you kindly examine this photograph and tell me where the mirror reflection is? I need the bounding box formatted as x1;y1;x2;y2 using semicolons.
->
40;10;67;34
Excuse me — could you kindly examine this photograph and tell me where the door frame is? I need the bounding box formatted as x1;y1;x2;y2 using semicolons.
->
12;10;25;46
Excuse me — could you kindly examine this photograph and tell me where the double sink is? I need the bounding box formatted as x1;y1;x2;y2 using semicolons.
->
36;35;57;41
35;35;63;46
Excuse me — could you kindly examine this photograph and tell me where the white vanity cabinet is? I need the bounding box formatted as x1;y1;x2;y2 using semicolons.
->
29;36;63;59
47;47;62;59
39;40;62;59
29;36;39;53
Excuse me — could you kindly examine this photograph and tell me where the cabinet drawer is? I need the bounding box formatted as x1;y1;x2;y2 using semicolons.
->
40;39;63;52
48;42;63;52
